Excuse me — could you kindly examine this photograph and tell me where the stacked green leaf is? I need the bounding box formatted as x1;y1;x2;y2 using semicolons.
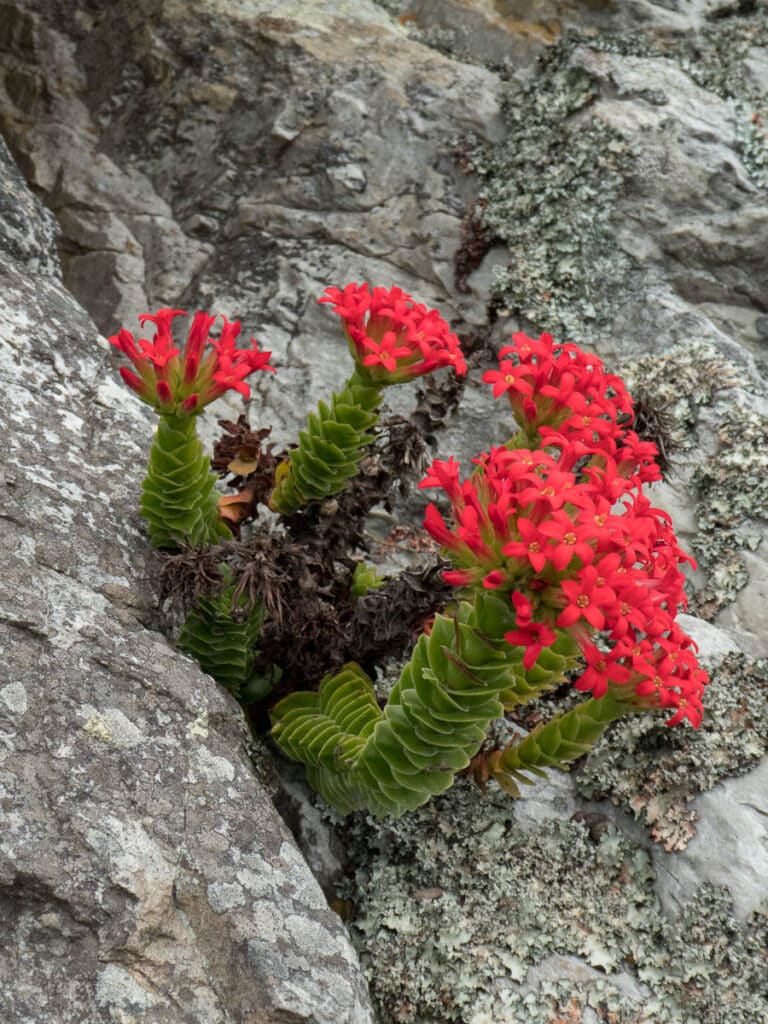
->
179;580;270;701
490;693;632;796
271;590;582;817
141;414;231;548
269;372;382;514
351;561;386;598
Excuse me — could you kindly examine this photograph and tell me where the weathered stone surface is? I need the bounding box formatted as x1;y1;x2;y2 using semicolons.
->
0;141;373;1023
332;625;767;1024
653;758;768;921
2;1;768;1022
0;132;58;275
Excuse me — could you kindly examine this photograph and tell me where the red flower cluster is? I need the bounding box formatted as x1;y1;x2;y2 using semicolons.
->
110;309;275;415
319;283;467;383
421;331;708;727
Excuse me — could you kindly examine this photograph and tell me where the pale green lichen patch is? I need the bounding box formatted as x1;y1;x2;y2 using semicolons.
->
619;339;741;447
339;782;767;1023
463;41;636;342
691;406;768;617
576;652;768;852
457;9;768;342
589;11;768;185
619;341;767;616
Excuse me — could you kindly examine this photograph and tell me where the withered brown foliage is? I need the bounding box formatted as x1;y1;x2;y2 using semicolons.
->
211;416;288;530
158;544;226;611
281;412;432;555
344;560;453;671
237;538;452;695
624;390;679;477
411;373;466;446
158;403;459;704
454;198;496;293
175;540;452;704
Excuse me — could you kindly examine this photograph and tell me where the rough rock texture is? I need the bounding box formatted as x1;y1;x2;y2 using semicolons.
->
1;1;768;1022
330;621;768;1023
0;142;374;1023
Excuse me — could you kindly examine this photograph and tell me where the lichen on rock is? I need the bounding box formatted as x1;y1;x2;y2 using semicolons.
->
620;340;768;619
691;405;768;617
460;38;636;343
588;9;768;185
619;339;743;447
339;781;768;1023
576;651;768;852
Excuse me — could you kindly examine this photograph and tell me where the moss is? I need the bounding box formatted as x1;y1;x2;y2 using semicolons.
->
576;652;768;851
339;781;767;1023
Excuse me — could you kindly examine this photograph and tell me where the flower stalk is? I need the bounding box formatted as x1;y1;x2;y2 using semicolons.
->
269;369;383;514
141;413;232;548
271;590;583;818
110;308;275;549
268;284;467;514
487;693;634;796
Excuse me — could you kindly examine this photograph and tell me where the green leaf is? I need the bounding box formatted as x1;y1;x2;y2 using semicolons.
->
270;591;585;818
269;372;382;513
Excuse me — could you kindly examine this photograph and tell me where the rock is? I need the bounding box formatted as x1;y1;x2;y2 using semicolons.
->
676;612;742;658
0;133;59;274
4;1;764;646
509;770;580;829
339;779;768;1024
0;140;373;1023
0;1;210;334
653;759;768;921
574;616;768;920
2;1;768;1022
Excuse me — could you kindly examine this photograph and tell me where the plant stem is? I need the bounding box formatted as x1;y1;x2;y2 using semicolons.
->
269;370;383;514
140;413;231;549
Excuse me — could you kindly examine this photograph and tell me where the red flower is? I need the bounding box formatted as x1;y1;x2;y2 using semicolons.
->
360;330;412;373
537;511;595;571
573;645;633;698
423;502;463;553
503;517;550;573
505;618;557;670
319;283;466;383
557;566;618;630
418;458;463;503
137;308;184;369
110;309;275;415
483;359;534;400
443;568;482;587
419;323;707;727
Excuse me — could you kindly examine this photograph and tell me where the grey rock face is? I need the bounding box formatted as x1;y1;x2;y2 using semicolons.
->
0;132;58;275
0;143;373;1022
1;1;768;1022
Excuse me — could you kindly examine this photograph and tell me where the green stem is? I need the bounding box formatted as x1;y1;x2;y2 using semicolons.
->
270;590;583;818
490;694;632;795
140;414;231;549
269;369;383;514
178;577;267;701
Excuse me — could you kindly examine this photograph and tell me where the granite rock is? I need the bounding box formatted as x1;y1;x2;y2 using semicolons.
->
0;138;373;1024
1;1;768;1022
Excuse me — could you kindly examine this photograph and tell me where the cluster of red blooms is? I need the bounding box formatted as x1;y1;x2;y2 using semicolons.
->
319;283;467;383
110;309;275;415
421;330;708;727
